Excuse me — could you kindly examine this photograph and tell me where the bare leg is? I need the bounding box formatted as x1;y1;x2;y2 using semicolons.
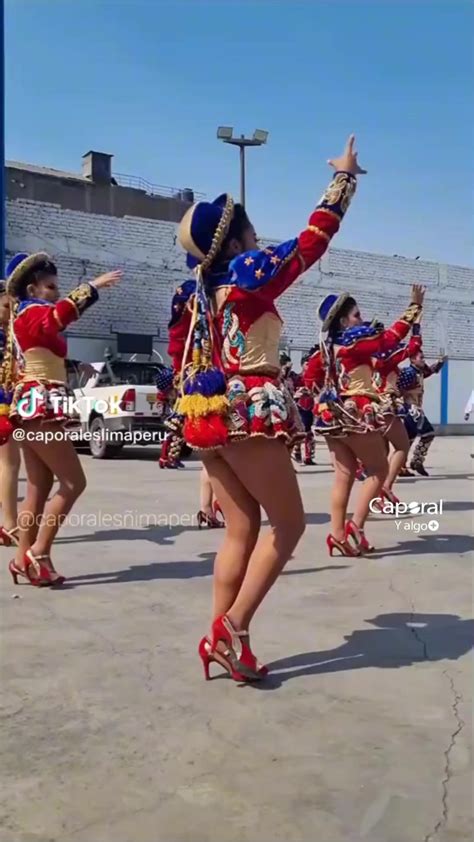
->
0;437;21;531
203;452;261;619
384;418;410;490
199;464;214;516
326;437;357;540
346;432;388;529
15;443;54;566
18;423;86;557
218;437;305;630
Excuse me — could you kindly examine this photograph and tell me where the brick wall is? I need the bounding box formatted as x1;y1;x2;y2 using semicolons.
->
7;197;474;359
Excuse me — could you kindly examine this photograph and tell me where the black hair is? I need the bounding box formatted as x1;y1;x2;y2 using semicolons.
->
329;296;357;337
18;259;57;298
210;204;252;274
223;204;251;249
301;343;320;365
0;281;6;296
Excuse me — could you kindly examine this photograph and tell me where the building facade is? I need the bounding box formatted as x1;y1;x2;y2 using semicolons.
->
6;153;474;429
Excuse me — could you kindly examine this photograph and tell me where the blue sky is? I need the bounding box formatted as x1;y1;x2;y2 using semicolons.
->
5;0;473;266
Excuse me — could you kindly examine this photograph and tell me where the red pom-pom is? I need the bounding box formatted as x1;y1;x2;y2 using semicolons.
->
184;413;228;449
321;410;333;423
0;416;14;446
252;417;268;434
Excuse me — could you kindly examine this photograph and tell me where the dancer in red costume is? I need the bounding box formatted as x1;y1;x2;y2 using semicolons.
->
168;135;364;682
371;322;422;503
0;283;21;547
313;284;425;556
301;344;325;462
293;350;317;465
398;342;447;477
0;253;121;586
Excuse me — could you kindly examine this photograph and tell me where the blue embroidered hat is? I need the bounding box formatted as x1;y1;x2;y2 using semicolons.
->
6;251;51;297
318;293;350;332
178;194;235;270
155;365;174;393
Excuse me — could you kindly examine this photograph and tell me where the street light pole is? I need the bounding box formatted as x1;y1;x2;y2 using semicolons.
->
239;142;246;207
216;128;269;208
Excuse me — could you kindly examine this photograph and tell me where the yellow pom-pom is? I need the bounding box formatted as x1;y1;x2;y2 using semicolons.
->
0;404;11;416
177;394;228;418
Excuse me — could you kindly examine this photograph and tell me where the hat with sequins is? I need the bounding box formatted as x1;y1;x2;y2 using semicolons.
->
6;252;52;297
318;293;351;332
178;194;235;271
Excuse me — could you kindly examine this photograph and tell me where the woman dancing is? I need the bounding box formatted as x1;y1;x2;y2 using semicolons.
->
293;351;317;466
0;283;21;547
314;284;425;556
1;253;121;586
398;341;446;477
168;135;364;681
371;322;422;503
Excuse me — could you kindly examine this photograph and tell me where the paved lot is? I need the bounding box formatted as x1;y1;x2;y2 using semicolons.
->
1;437;473;842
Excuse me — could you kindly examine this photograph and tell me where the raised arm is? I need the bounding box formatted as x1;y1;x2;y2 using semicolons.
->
231;135;365;300
423;356;447;378
374;334;422;371
341;286;425;362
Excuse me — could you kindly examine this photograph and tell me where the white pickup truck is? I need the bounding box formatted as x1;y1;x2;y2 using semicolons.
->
68;358;170;458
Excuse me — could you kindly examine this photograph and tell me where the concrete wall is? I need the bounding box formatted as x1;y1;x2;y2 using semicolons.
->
6;165;191;223
6;195;474;428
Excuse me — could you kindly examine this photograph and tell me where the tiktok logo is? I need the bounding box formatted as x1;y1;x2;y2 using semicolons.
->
16;388;40;419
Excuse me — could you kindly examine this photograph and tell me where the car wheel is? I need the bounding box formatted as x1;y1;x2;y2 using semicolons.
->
89;416;123;459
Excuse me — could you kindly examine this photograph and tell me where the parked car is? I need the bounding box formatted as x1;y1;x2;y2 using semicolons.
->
67;357;169;458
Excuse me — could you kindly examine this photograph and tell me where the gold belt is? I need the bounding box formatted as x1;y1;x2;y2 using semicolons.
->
21;348;66;384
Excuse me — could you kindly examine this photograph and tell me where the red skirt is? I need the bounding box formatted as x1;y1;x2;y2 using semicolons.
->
10;381;79;425
177;373;304;451
225;374;303;445
314;393;394;438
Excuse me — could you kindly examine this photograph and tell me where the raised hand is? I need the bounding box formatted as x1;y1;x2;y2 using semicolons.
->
328;134;367;176
91;270;123;290
410;284;426;306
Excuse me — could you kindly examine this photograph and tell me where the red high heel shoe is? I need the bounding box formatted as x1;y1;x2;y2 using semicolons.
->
197;510;224;529
159;457;179;469
0;526;19;547
345;520;375;554
198;636;268;681
382;488;400;505
8;550;62;587
212;499;225;525
210;616;263;681
326;534;361;557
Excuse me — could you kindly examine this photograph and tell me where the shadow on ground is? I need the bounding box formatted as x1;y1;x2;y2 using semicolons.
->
370;533;473;557
65;553;350;586
251;612;474;689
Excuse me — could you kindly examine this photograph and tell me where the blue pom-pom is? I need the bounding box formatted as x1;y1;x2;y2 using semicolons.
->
319;388;338;403
184;368;226;397
0;387;13;404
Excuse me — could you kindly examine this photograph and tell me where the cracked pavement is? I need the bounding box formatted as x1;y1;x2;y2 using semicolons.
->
0;437;472;842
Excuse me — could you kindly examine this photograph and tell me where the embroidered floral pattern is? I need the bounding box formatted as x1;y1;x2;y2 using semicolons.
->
222;304;245;365
318;172;357;216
